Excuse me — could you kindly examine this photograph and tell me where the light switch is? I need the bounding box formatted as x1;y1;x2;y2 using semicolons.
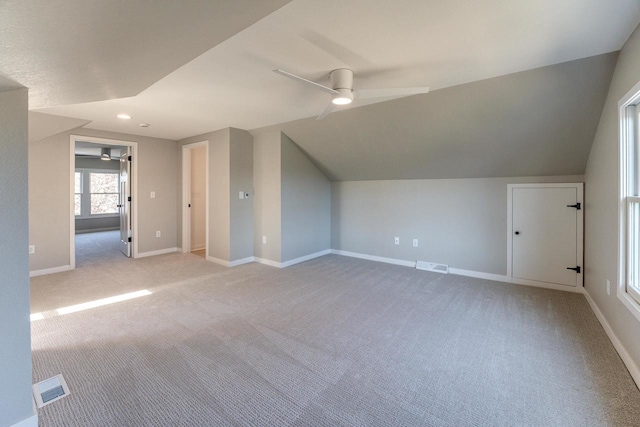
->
239;191;244;200
150;191;156;199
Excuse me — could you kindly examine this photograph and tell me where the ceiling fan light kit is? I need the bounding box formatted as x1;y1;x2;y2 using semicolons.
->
274;67;429;119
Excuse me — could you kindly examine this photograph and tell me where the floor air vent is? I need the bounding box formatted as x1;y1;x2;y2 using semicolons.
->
416;261;449;274
33;374;70;408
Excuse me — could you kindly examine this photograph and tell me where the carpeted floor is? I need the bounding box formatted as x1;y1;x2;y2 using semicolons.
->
30;234;640;426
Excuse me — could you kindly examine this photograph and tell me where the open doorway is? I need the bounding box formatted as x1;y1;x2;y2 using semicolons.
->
182;141;209;258
70;135;138;269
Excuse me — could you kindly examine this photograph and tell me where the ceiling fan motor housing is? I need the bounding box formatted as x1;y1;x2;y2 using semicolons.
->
330;68;354;91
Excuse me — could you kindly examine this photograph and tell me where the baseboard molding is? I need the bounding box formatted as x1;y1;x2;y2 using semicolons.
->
30;265;73;277
136;247;178;258
281;249;332;268
254;249;331;269
583;289;640;389
75;227;119;234
448;267;510;283
330;250;416;268
254;257;281;268
190;244;206;251
229;256;255;267
10;413;37;427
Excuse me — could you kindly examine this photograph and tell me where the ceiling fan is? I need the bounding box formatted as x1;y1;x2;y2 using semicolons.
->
274;68;430;119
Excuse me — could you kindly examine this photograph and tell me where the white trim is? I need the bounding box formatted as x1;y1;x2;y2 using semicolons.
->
253;250;332;268
281;249;332;268
181;141;209;257
75;227;119;234
206;256;230;267
618;90;640;322
448;268;509;283
70;135;139;268
506;183;584;289
253;257;282;268
331;249;416;267
229;256;255;267
30;265;73;277
331;250;582;293
583;289;640;389
10;414;37;427
136;247;178;258
190;244;206;251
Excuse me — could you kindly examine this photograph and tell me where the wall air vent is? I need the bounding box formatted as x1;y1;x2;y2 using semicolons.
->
33;374;70;408
416;261;449;274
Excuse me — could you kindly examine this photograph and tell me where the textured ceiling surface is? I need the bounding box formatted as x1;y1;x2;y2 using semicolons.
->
0;0;292;109
258;53;617;181
36;0;640;140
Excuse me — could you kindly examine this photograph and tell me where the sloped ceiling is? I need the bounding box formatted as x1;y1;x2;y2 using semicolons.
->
258;53;617;181
35;0;640;140
28;112;91;143
0;0;292;109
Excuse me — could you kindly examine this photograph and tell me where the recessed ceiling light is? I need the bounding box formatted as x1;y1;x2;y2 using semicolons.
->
139;123;150;128
117;114;131;120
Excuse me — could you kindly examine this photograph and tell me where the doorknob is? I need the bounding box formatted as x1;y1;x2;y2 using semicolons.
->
515;231;520;235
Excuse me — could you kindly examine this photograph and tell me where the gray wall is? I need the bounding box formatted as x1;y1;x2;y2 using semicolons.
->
74;156;120;233
584;24;640;370
281;133;331;262
332;175;583;275
179;128;254;263
252;128;282;262
0;88;33;426
29;129;179;271
229;128;254;261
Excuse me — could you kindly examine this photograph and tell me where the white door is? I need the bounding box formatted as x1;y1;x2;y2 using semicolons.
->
511;186;582;287
119;149;131;257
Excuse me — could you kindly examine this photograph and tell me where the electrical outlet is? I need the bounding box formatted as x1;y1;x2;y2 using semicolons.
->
606;279;611;295
394;237;399;245
413;239;418;247
29;245;35;254
156;231;161;238
150;191;156;199
262;236;267;244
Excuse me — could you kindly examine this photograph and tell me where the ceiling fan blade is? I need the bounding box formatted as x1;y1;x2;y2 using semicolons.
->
317;102;337;120
354;86;430;100
274;69;339;95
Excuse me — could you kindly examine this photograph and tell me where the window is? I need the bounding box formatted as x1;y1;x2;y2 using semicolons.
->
619;85;640;317
75;170;120;217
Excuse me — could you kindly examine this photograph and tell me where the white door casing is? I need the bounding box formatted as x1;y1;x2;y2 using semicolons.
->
119;148;132;257
181;141;209;256
507;183;584;291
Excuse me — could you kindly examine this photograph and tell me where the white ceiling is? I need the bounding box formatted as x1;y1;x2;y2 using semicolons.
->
34;0;640;141
0;0;292;109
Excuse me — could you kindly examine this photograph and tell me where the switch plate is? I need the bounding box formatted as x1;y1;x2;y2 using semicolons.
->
394;237;399;245
413;239;418;247
156;231;161;238
29;245;35;254
150;191;156;199
606;279;611;295
262;236;267;244
239;191;244;200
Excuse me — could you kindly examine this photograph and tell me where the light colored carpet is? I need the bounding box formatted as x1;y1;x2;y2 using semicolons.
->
30;241;640;426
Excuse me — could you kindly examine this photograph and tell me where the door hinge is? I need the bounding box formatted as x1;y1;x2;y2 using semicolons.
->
567;266;581;273
566;203;581;210
128;196;131;202
188;203;191;208
128;237;132;243
128;155;132;162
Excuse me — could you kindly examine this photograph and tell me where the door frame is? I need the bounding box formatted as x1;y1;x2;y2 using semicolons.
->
69;135;139;269
181;140;209;255
507;183;584;292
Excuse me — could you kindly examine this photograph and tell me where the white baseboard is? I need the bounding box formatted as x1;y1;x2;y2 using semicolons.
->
30;265;73;277
136;247;178;258
583;289;640;389
254;257;281;268
281;249;332;268
190;244;206;251
330;250;416;268
75;227;119;234
254;249;331;268
11;413;37;427
206;256;255;267
448;267;510;283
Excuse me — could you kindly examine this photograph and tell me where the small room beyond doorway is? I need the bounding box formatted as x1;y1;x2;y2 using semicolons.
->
182;142;208;258
74;141;128;266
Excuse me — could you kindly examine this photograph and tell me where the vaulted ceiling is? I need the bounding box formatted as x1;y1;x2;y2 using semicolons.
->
2;0;638;180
